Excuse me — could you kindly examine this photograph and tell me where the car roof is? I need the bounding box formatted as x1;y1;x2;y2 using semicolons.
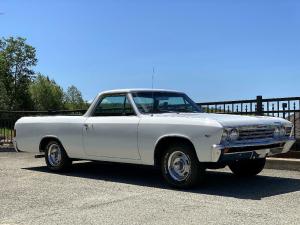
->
99;88;183;95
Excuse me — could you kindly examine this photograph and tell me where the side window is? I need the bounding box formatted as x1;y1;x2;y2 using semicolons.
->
157;97;188;112
132;96;154;113
92;95;135;116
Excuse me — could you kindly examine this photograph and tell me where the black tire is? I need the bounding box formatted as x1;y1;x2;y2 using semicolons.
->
161;142;205;189
45;140;72;171
229;158;266;177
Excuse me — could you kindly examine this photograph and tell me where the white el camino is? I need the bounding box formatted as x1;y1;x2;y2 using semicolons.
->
14;89;295;188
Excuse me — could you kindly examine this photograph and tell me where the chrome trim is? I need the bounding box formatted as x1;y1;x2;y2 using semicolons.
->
211;136;296;162
222;136;294;148
223;124;292;129
223;149;270;155
221;124;293;144
290;125;295;137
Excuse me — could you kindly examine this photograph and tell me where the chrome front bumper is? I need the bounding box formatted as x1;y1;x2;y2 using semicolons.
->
211;137;296;162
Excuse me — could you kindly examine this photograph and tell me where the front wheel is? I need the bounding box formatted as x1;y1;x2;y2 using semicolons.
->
229;158;266;177
161;143;205;188
45;141;72;171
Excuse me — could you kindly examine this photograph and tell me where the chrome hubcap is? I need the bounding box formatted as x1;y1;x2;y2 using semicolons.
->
47;144;62;166
167;151;191;181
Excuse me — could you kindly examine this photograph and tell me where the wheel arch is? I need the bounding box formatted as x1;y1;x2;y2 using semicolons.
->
39;135;65;153
153;135;198;167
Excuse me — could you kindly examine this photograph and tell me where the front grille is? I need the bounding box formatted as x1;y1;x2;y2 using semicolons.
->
238;126;275;141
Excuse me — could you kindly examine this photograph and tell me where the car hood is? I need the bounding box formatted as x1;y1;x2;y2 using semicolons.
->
151;113;291;127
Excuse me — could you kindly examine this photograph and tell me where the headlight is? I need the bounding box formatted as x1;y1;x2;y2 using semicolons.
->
221;129;229;142
221;128;239;142
273;126;281;138
280;127;286;136
274;126;286;138
229;129;239;141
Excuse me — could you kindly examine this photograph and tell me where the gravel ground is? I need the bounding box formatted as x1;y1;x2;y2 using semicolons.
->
0;152;300;225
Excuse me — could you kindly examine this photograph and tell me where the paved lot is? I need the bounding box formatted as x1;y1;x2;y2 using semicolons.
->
0;152;300;225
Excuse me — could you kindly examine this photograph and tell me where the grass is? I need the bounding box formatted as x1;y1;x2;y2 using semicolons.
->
0;127;14;137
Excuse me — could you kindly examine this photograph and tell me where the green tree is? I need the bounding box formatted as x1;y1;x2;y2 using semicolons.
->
64;85;87;109
0;37;37;110
0;55;9;110
30;74;65;110
0;79;8;110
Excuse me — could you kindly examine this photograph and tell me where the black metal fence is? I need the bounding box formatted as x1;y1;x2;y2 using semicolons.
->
198;96;300;150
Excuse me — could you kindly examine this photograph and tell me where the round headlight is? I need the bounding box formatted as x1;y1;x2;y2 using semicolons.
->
221;129;229;142
273;127;281;138
229;129;239;141
280;127;286;136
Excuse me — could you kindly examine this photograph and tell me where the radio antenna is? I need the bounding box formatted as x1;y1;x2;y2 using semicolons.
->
152;67;155;89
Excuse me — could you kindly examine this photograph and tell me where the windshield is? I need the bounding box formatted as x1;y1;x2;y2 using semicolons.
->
131;91;202;114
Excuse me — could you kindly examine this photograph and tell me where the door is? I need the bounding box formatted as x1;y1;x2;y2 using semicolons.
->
83;94;141;159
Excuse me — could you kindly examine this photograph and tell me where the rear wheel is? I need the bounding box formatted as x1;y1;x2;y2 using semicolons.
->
229;158;266;177
161;142;205;188
45;141;72;171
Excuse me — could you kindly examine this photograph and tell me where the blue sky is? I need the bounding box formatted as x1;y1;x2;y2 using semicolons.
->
1;0;300;102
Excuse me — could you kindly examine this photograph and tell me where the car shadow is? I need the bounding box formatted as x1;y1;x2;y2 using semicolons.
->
23;161;300;200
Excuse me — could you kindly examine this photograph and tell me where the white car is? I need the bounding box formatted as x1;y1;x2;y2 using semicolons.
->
14;89;295;188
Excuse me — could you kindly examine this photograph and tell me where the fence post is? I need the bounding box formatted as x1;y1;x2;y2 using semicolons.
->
256;95;263;116
282;103;287;119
